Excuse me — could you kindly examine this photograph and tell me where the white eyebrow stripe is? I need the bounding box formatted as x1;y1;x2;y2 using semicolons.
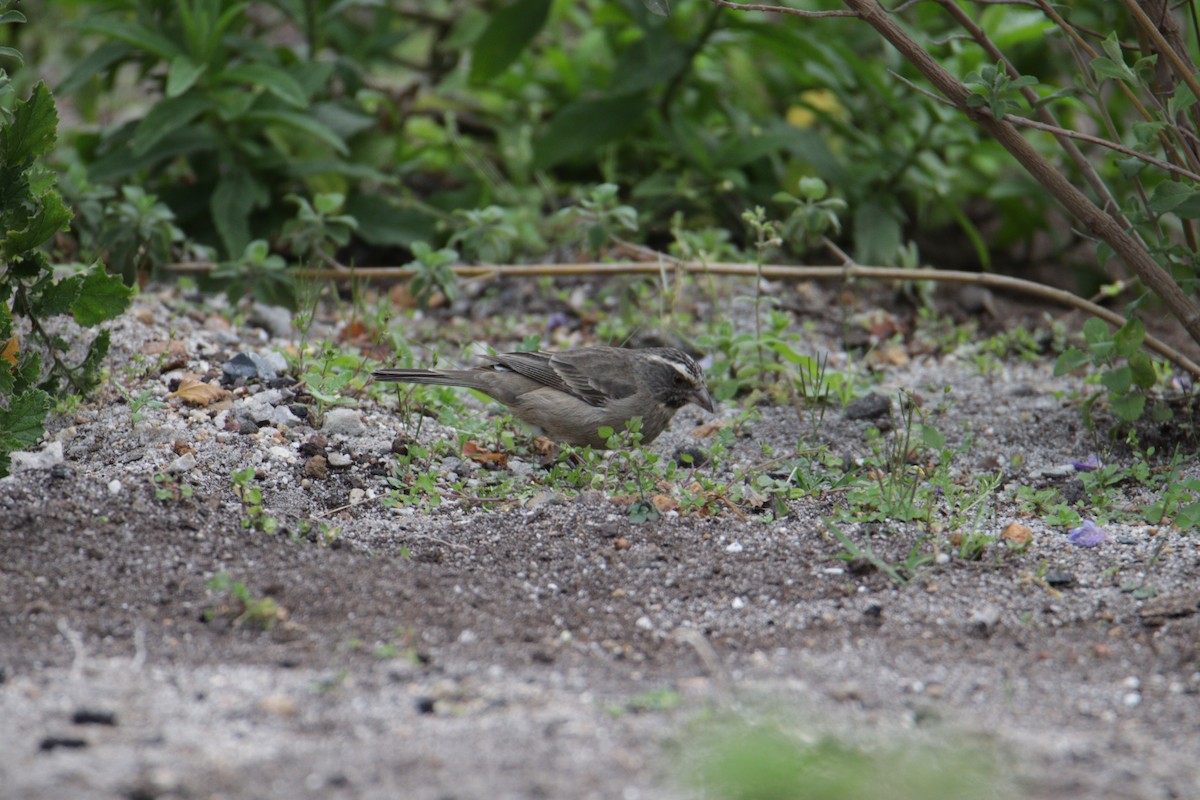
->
643;354;698;382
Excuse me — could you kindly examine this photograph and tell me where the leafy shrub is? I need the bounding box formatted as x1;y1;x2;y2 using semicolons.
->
0;9;133;477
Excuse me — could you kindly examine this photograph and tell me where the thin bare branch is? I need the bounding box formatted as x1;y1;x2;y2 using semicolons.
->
1121;0;1200;108
1004;114;1200;183
704;0;857;18
159;259;1200;377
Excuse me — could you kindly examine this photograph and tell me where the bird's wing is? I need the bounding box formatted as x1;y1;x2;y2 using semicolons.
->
489;350;636;408
550;350;639;407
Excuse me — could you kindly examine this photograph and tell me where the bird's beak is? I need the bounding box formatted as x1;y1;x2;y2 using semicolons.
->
692;386;715;413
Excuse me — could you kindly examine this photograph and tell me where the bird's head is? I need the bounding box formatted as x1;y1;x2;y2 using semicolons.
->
640;348;715;413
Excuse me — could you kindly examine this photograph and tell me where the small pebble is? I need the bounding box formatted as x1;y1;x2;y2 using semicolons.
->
304;456;328;480
10;441;64;473
1045;571;1076;588
248;302;293;339
969;604;1001;635
300;434;329;457
322;408;365;437
845;393;891;421
267;446;293;463
72;709;117;726
221;353;260;383
107;479;123;496
168;453;197;474
725;542;744;554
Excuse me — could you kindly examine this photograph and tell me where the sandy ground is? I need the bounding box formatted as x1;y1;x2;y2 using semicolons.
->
2;283;1198;800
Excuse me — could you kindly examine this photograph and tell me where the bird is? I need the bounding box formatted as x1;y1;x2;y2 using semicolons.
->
372;346;715;449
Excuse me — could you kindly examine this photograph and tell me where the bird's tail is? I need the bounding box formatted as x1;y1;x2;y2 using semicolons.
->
371;368;476;388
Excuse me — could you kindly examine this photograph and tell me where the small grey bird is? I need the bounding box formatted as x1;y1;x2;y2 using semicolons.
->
372;346;714;448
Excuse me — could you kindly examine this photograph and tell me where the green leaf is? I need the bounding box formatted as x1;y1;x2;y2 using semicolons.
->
31;274;83;317
166;55;207;98
610;33;689;94
80;17;183;61
1054;347;1091;375
920;425;945;451
239;109;348;154
1113;318;1144;357
1091;57;1136;83
1100;365;1132;395
1147;180;1200;217
131;90;210;155
1168;84;1196;118
71;264;134;326
345;194;437;247
211;170;261;257
1129;353;1157;389
74;328;113;394
1110;391;1145;423
470;0;552;83
1081;317;1109;343
533;93;651;170
218;64;308;108
0;82;58;167
0;388;51;452
3;189;72;258
853;201;902;266
57;41;133;96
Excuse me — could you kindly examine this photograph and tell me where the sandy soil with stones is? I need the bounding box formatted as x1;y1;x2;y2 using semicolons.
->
2;282;1199;800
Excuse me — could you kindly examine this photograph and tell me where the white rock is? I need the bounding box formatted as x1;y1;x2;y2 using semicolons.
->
169;453;197;473
107;479;123;495
322;408;365;436
9;441;63;473
248;302;293;339
240;395;275;425
267;446;294;463
273;405;303;427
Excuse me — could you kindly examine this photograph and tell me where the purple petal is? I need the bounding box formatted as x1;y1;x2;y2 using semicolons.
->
1068;520;1106;548
1072;453;1100;472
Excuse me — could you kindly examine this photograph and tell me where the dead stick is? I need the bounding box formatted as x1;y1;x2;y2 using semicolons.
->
162;259;1200;377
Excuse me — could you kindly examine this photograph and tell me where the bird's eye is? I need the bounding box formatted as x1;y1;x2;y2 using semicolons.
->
673;374;688;386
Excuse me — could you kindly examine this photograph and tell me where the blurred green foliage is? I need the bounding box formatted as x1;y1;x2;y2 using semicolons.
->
3;0;1195;348
27;0;1056;273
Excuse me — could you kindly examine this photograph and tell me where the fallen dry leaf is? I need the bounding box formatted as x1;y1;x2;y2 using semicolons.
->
141;340;188;370
691;419;727;439
1;336;17;367
463;440;508;469
1000;522;1034;547
650;494;679;513
168;378;229;407
871;342;910;367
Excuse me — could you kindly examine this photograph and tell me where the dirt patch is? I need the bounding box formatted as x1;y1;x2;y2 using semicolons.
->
2;285;1198;799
